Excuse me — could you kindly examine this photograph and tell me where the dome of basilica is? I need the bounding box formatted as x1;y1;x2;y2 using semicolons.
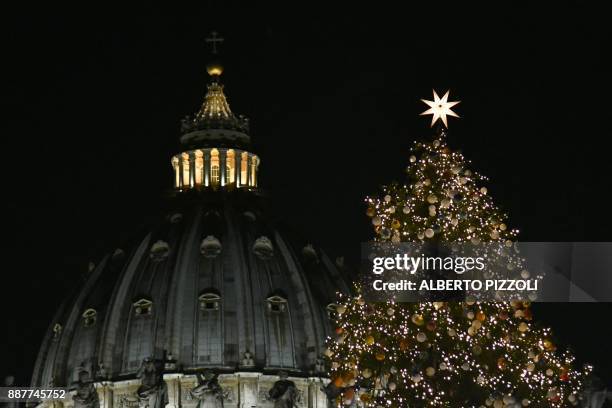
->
31;40;350;408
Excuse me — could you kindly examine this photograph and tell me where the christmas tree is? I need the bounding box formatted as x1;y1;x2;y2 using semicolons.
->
325;91;592;407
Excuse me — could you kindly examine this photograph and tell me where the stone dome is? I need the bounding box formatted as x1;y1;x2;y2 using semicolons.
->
31;192;349;386
31;41;350;408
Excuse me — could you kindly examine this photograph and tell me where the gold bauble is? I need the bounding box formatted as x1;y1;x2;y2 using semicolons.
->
411;314;425;326
375;352;386;361
543;339;555;351
365;335;375;346
366;207;376;217
391;219;401;229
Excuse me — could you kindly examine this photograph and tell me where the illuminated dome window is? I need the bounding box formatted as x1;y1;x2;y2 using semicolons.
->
253;236;274;260
82;309;97;327
133;298;153;316
149;240;170;261
266;295;287;314
200;235;222;258
199;292;221;311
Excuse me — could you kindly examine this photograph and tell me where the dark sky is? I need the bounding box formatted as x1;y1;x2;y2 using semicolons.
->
2;2;611;386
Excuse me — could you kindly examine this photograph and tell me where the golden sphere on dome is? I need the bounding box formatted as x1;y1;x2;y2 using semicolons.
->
206;61;224;76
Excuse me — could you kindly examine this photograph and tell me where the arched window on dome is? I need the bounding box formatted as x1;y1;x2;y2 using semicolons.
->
82;308;97;327
264;293;295;368
133;298;153;316
172;156;180;188
182;153;190;187
195;150;204;186
123;297;154;372
195;291;223;365
226;149;235;185
240;152;248;186
210;149;220;186
199;292;221;311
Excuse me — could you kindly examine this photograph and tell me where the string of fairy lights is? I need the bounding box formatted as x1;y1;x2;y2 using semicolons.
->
324;91;592;407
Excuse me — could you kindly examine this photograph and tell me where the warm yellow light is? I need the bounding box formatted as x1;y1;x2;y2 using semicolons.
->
420;90;460;128
206;64;223;76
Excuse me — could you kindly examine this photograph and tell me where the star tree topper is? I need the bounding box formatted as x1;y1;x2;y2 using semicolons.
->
420;90;460;128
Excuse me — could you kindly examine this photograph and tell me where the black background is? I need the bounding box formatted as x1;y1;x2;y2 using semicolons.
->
1;2;611;386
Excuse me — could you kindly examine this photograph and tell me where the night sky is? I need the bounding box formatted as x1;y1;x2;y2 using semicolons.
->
2;2;611;386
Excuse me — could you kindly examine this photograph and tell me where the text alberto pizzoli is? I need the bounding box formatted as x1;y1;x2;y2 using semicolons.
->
371;255;538;292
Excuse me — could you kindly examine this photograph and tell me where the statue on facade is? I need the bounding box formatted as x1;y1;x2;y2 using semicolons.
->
136;357;168;408
95;361;107;380
191;370;224;408
240;350;254;367
72;369;99;408
268;371;298;408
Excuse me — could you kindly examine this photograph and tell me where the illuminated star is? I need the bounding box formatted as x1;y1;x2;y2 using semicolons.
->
420;90;460;128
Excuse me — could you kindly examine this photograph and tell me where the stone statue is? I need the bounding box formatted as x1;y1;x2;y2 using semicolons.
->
164;352;177;371
268;371;298;408
314;358;325;374
136;357;168;408
241;350;254;367
72;369;99;408
191;370;224;408
95;361;107;379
